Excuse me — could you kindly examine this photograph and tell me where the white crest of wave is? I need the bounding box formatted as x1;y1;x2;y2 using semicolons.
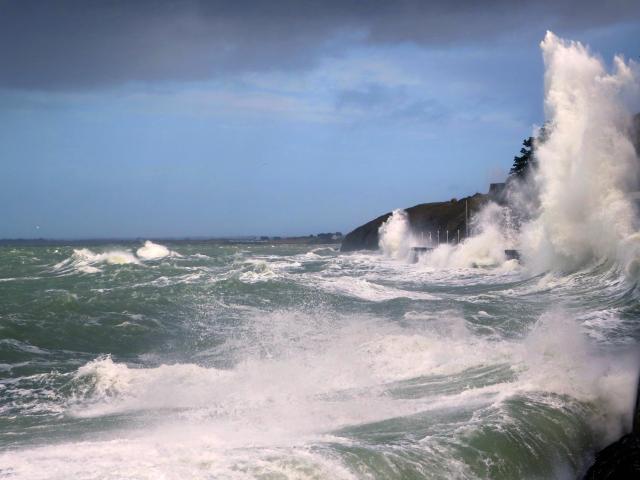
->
52;242;180;273
52;248;140;272
74;248;139;265
378;209;415;259
136;240;175;260
68;355;230;417
237;259;278;283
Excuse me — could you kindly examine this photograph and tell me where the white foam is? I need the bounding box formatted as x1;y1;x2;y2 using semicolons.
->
304;275;439;301
136;241;176;260
517;311;639;443
378;205;517;270
4;306;638;478
0;438;357;480
237;259;278;283
519;32;640;273
67;356;230;418
52;248;140;274
76;248;139;265
51;242;182;274
378;209;416;260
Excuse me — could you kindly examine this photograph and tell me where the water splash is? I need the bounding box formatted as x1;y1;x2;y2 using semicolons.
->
521;32;640;273
136;241;173;260
382;32;640;275
378;209;415;259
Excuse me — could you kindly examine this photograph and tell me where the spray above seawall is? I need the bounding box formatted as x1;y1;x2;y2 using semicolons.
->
344;32;640;277
341;193;490;253
520;32;640;273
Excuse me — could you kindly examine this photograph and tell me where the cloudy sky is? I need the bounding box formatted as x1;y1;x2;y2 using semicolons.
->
2;0;640;238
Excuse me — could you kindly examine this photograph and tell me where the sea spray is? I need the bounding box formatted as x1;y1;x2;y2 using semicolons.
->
520;311;639;445
378;209;415;259
385;32;640;276
521;32;640;273
136;241;172;260
423;202;514;268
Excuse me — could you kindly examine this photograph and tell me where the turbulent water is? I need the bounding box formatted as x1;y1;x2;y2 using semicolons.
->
1;240;639;479
2;32;640;480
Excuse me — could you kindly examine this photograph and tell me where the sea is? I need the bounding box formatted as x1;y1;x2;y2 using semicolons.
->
0;239;638;479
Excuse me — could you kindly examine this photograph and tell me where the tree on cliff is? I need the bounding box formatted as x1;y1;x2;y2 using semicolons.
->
509;125;548;178
509;137;534;178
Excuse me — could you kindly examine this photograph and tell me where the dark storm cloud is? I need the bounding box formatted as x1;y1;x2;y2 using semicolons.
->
1;0;639;90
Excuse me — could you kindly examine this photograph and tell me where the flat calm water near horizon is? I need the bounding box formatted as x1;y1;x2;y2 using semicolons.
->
1;241;639;479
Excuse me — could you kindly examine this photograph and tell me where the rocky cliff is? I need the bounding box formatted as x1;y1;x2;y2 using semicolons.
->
340;193;490;252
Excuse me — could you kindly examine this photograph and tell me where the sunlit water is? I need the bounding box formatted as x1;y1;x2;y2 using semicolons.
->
1;242;639;479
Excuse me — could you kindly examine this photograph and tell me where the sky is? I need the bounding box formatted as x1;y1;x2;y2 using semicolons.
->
1;1;640;238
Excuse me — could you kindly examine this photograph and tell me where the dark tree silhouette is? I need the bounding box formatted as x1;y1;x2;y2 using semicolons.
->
509;125;548;178
509;137;534;178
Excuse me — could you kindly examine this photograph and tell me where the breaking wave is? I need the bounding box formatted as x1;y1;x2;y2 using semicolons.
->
136;241;175;260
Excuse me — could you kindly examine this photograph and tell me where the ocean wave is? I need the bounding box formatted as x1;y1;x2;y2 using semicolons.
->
136;241;180;261
52;248;140;274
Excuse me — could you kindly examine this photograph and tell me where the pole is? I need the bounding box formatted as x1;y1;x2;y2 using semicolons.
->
437;229;440;245
465;199;469;238
446;230;449;244
457;229;460;244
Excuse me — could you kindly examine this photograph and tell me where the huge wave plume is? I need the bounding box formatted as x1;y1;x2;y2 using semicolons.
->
379;32;640;275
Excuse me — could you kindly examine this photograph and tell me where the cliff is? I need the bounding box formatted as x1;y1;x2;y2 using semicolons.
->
340;193;490;252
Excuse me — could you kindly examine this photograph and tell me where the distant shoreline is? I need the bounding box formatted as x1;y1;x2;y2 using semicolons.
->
0;235;343;247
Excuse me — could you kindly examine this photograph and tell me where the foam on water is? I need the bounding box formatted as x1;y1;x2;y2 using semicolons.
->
136;241;178;260
0;437;356;480
50;241;179;274
52;248;140;274
298;275;440;301
3;302;638;478
237;259;279;283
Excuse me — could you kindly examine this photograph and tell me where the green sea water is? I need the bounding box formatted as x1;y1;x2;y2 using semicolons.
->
0;241;639;479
